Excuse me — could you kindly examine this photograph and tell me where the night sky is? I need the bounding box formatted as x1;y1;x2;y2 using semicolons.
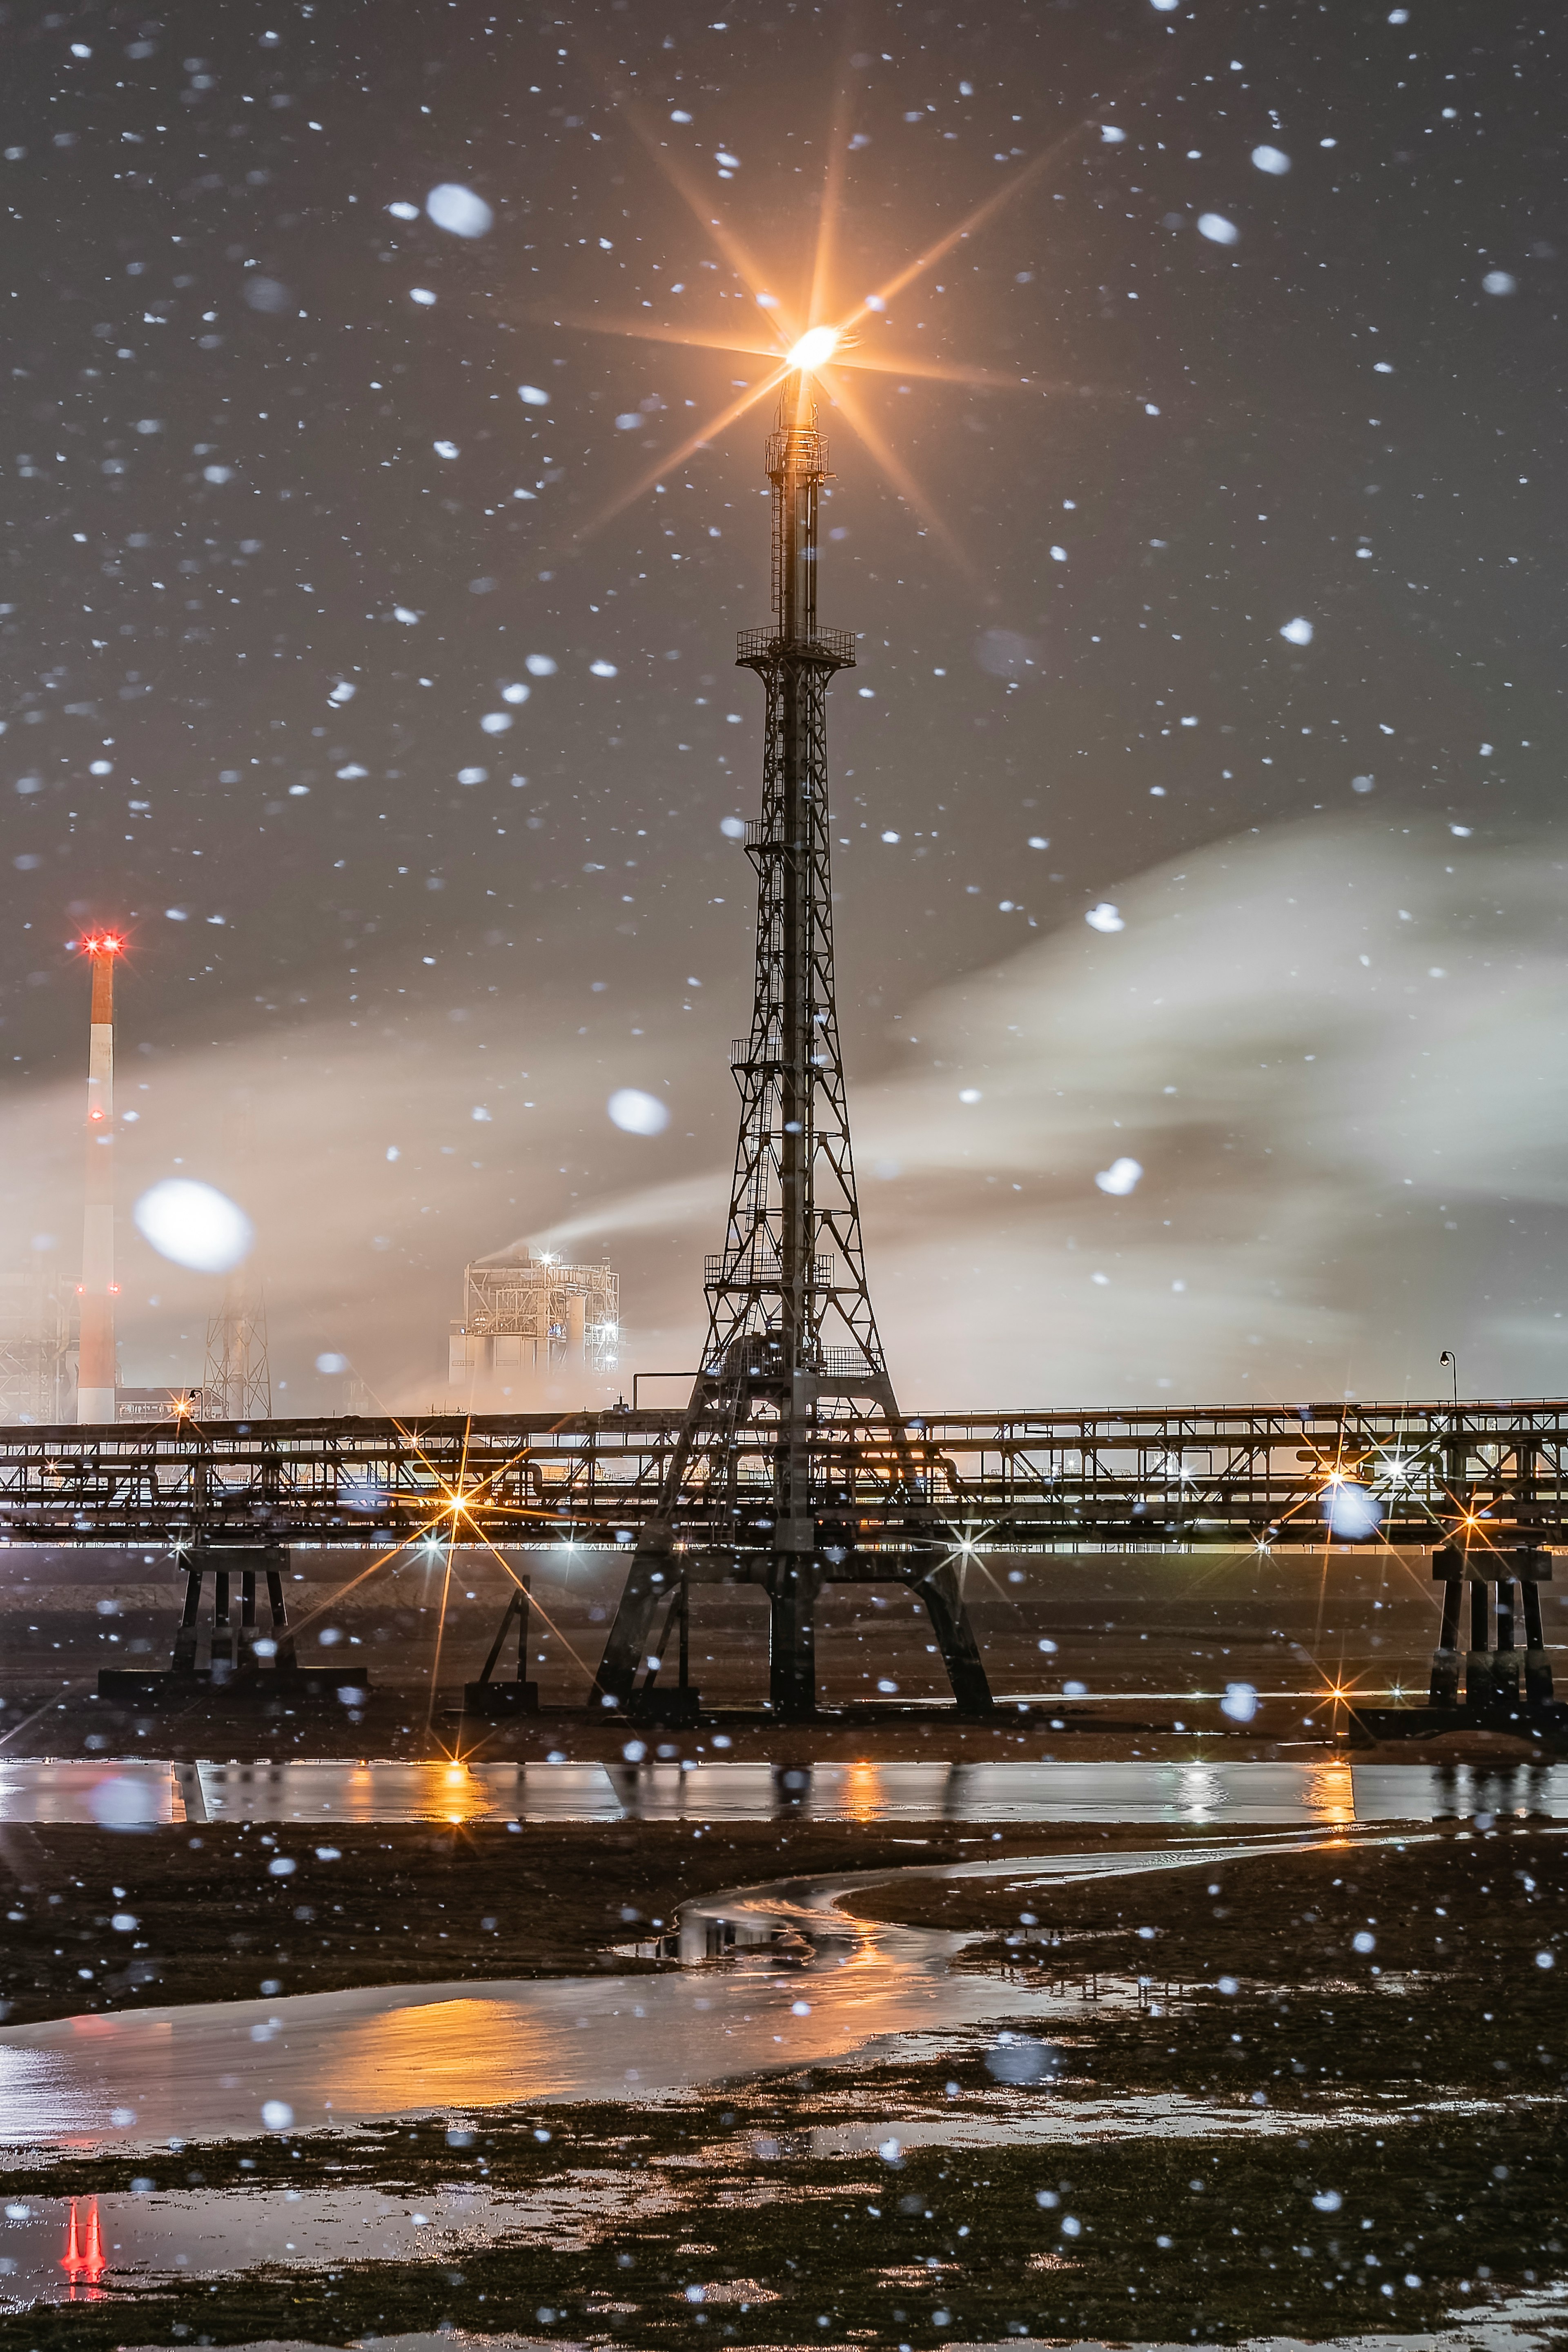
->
2;0;1564;1415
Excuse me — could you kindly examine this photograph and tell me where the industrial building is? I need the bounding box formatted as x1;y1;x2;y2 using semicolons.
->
448;1247;620;1387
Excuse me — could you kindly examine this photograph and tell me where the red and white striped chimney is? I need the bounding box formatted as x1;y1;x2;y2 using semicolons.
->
77;930;123;1425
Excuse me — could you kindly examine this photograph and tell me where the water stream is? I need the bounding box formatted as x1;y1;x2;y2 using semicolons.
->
2;1755;1564;1830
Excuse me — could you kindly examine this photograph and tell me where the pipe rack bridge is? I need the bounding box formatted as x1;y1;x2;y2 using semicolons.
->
1;1398;1566;1557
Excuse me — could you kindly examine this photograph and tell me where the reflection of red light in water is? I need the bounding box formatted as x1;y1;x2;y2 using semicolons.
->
60;2197;108;2295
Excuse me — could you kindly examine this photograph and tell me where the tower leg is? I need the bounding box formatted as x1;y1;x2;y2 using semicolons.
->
463;1579;540;1716
265;1555;298;1674
593;1546;675;1710
914;1558;995;1719
172;1566;203;1676
212;1568;234;1684
238;1567;256;1676
1522;1579;1555;1708
1464;1578;1492;1711
769;1555;819;1719
1494;1578;1521;1712
1429;1557;1463;1705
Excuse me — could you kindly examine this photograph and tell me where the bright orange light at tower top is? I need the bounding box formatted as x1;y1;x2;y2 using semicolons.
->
788;324;843;372
80;932;125;957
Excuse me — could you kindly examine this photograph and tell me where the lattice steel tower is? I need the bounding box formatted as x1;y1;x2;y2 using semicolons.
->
594;376;993;1721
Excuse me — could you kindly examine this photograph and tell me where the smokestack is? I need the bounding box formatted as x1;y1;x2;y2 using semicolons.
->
77;931;123;1424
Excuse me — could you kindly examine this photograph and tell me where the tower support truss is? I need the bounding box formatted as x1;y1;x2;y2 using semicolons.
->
592;383;993;1719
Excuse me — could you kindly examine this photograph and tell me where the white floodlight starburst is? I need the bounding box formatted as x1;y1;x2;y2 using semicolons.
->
788;324;842;372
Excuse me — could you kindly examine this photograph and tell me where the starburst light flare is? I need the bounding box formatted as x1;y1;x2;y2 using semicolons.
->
788;324;843;372
549;78;1114;563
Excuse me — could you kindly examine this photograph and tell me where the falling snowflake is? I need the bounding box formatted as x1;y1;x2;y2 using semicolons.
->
426;183;493;237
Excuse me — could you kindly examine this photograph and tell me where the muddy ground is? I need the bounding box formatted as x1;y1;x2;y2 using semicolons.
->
855;1819;1568;1982
0;1820;1563;2348
0;1815;1171;2028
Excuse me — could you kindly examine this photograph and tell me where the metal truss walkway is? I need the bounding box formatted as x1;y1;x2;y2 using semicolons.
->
2;1396;1566;1557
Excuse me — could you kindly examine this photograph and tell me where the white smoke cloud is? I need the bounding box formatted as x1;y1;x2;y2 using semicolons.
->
527;816;1568;1407
4;815;1566;1414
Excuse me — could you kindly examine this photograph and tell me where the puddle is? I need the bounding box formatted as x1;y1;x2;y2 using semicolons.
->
0;1834;1362;2152
0;1755;1564;1829
0;2184;523;2313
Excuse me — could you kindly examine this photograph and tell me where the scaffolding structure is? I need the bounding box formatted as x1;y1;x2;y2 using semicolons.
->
202;1281;272;1421
0;1258;74;1424
449;1249;620;1383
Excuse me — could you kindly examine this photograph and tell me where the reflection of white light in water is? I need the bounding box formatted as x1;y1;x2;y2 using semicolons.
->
608;1088;670;1136
134;1179;253;1272
1323;1479;1382;1539
788;324;841;371
1221;1681;1259;1723
425;183;493;237
1095;1156;1143;1196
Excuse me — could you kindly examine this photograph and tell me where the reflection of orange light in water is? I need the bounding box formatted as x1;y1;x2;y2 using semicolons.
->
411;1762;488;1822
844;1760;883;1824
1302;1762;1356;1822
320;1995;561;2112
60;2196;107;2294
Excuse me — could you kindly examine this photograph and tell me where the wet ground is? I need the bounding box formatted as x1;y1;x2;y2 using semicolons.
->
0;1818;1561;2349
0;1540;1562;2350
